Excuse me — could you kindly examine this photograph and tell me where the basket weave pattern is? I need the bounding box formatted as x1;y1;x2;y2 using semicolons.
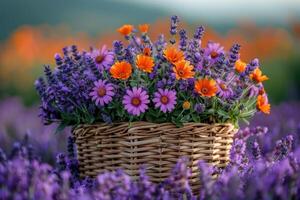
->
73;122;237;187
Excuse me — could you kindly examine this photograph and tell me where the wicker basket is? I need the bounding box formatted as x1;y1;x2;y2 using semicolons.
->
72;122;237;188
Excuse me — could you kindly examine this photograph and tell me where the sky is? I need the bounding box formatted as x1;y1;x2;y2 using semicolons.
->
1;0;299;40
125;0;300;24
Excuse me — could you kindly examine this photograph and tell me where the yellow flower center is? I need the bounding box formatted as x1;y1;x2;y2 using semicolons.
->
131;97;141;106
97;87;106;97
220;83;227;90
201;88;208;94
178;70;184;76
160;96;169;104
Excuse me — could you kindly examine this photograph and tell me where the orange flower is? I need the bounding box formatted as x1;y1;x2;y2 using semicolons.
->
182;101;191;110
257;95;271;114
136;54;155;73
194;78;218;97
250;68;269;83
235;59;247;73
117;24;134;36
138;24;149;33
173;60;195;80
143;47;151;56
163;46;185;64
110;61;132;80
259;88;266;95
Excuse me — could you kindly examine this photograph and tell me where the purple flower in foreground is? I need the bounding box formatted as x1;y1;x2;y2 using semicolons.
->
204;42;224;62
123;87;149;116
89;80;115;106
90;46;114;70
164;157;193;199
153;89;177;113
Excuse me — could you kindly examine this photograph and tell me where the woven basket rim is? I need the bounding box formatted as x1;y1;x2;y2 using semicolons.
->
72;122;237;138
74;121;235;127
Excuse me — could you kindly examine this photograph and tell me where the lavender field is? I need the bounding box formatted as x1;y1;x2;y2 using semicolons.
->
0;98;299;199
1;1;300;199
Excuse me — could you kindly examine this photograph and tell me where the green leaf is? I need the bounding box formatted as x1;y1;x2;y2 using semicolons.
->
239;109;256;118
191;114;201;122
241;117;250;125
217;110;230;118
207;109;215;114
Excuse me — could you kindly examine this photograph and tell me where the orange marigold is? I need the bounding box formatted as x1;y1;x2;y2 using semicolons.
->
138;24;149;33
117;24;134;36
235;59;247;73
194;78;218;97
110;61;132;80
250;68;269;83
136;54;155;73
173;60;195;80
259;88;266;95
257;95;271;114
163;46;185;64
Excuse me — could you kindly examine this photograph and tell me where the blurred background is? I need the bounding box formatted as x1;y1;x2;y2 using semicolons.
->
0;0;300;163
1;0;300;105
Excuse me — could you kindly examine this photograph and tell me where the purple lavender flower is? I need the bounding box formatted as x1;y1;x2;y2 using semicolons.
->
56;153;67;172
113;40;124;61
155;34;167;53
228;43;241;69
131;166;155;199
242;58;259;77
194;103;205;114
164;157;193;199
90;46;114;70
273;135;294;161
124;47;135;64
170;16;179;35
194;26;205;41
93;169;131;199
89;80;115;106
54;53;63;66
204;42;224;63
179;29;188;51
122;87;149;116
251;140;262;160
101;113;112;124
230;138;249;170
153;89;177;113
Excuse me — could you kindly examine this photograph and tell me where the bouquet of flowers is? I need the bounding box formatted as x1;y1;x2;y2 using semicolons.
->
35;16;270;131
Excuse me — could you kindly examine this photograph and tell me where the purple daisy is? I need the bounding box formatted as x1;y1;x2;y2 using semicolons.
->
90;80;115;106
122;87;149;116
90;45;114;70
216;79;233;99
153;89;177;113
204;42;224;62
